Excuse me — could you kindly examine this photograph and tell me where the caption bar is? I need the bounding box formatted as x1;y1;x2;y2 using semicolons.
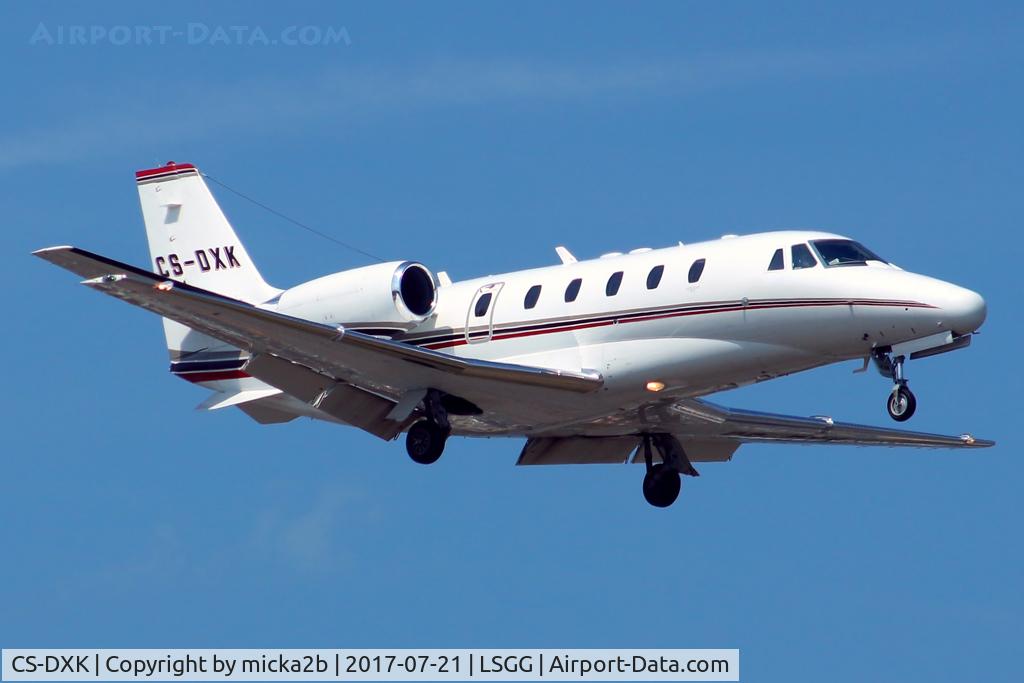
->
2;649;738;681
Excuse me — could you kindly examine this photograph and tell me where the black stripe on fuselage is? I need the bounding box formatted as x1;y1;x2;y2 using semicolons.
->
399;297;933;348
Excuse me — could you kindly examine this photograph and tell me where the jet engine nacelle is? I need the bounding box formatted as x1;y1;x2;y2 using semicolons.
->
273;260;437;332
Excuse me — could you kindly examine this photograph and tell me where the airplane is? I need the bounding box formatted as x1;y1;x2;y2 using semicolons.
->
35;161;993;507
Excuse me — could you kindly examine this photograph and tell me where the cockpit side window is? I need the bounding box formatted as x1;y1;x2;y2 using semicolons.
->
791;243;818;270
768;248;784;271
810;239;888;267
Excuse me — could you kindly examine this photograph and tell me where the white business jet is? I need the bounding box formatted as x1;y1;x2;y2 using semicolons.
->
35;162;992;507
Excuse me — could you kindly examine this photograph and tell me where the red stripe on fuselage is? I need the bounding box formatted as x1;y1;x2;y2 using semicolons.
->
421;299;934;350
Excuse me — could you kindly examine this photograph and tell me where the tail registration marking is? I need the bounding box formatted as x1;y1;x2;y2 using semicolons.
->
155;246;241;277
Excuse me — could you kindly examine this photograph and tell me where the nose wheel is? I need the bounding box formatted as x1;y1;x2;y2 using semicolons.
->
887;385;917;422
877;353;917;422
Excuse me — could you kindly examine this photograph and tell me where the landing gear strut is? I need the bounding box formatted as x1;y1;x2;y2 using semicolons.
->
405;389;451;464
640;434;699;508
885;354;917;422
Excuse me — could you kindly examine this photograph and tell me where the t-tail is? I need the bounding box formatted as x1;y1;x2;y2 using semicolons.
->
136;161;281;385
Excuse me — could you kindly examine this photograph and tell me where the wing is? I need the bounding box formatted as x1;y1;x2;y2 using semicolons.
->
663;398;993;449
519;397;992;465
35;246;602;435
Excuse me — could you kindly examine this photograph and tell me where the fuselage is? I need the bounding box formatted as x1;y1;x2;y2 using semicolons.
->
171;227;986;437
391;230;985;421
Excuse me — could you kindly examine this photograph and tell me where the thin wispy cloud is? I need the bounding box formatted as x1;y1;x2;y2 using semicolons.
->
0;39;967;170
80;481;369;589
248;484;363;575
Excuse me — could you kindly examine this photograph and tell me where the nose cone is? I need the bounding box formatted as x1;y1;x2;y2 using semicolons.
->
942;285;987;334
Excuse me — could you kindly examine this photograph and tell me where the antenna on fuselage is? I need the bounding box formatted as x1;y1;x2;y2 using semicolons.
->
555;246;577;264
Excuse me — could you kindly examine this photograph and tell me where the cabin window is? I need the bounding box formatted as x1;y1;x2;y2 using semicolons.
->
474;292;492;317
688;259;706;283
606;271;623;296
768;248;784;271
791;243;818;270
646;265;665;290
565;278;582;302
524;285;542;309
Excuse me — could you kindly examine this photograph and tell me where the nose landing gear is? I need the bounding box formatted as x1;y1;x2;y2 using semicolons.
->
876;352;917;422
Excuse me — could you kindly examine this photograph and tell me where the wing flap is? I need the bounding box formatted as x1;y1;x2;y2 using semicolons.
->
517;436;640;465
243;354;408;440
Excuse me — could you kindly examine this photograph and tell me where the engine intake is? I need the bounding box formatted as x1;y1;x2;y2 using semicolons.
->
274;260;438;332
394;261;435;318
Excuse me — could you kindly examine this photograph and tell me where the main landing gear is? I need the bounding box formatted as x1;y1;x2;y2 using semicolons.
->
405;389;451;464
876;352;917;422
640;434;700;508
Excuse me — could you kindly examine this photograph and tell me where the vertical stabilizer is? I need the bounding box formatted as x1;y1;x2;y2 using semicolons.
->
135;162;280;376
136;162;278;302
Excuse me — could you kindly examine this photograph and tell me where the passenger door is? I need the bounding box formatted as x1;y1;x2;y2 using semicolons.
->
466;282;503;344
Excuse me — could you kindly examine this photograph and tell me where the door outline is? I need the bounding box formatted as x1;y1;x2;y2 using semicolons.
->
466;282;504;344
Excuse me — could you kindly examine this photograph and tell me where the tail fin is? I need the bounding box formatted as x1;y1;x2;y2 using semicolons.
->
137;162;278;302
136;161;280;367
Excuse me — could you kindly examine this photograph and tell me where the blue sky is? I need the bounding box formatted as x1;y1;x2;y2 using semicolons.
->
1;2;1021;681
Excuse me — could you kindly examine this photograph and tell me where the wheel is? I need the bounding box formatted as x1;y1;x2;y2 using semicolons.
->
405;421;445;464
642;463;681;508
887;385;917;422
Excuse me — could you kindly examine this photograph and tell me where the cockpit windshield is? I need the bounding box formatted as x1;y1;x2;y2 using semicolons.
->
810;239;887;267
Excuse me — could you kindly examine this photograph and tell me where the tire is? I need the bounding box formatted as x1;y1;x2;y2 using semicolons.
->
406;421;445;464
642;464;682;508
887;386;917;422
